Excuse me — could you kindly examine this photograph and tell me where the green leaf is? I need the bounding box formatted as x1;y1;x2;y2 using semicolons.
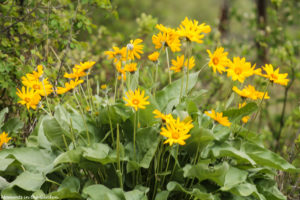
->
154;191;170;200
124;186;149;200
50;176;81;199
0;147;55;173
82;184;122;200
243;142;298;172
136;127;160;169
99;103;133;125
10;171;45;191
0;176;9;190
202;141;256;165
256;179;286;200
221;167;248;191
82;143;115;165
167;181;217;200
183;160;229;186
0;158;14;171
2;118;24;133
54;148;83;166
156;71;200;112
223;102;258;122
43;116;71;149
230;183;266;200
0;107;8;128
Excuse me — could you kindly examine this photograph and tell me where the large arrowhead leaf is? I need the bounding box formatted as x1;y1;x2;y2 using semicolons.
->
183;160;229;186
82;184;123;200
82;143;115;165
156;71;200;112
167;181;217;200
223;102;258;122
0;147;54;173
201;141;256;165
243;142;298;172
10;171;45;191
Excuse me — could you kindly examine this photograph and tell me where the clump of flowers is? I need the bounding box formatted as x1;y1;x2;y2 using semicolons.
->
16;65;52;110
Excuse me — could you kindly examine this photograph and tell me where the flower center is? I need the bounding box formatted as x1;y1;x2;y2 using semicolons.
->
234;67;242;75
132;99;140;105
33;84;40;90
172;131;180;139
270;73;278;80
212;57;219;65
25;97;31;103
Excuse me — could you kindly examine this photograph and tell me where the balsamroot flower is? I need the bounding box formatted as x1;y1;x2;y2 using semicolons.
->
227;57;255;83
74;61;96;72
25;65;44;81
0;132;12;150
104;47;127;63
232;85;270;100
207;47;230;74
16;87;41;110
160;117;193;146
261;64;289;86
127;39;144;60
124;63;138;73
177;17;211;43
56;79;84;94
204;109;231;127
153;109;175;124
21;77;53;96
152;25;181;52
170;55;185;72
123;88;150;111
64;68;87;79
148;51;160;62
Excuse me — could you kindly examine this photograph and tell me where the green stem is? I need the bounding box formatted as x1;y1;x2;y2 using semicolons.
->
165;47;171;84
153;62;159;96
114;72;119;103
185;41;191;96
74;89;91;146
133;111;137;161
116;124;123;188
107;105;115;146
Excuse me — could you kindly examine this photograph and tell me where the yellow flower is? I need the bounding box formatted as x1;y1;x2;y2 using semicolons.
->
238;103;250;123
123;88;150;111
204;109;231;127
56;79;84;94
124;63;138;73
74;61;96;72
160;117;193;146
16;87;41;110
21;76;53;96
104;47;127;63
233;85;270;100
64;67;87;79
153;109;175;124
207;47;230;74
170;55;185;72
184;56;195;70
261;64;289;86
101;84;107;89
226;57;255;83
116;62;127;81
127;39;144;60
148;51;160;62
152;30;181;52
25;65;44;81
0;131;12;150
177;17;211;43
